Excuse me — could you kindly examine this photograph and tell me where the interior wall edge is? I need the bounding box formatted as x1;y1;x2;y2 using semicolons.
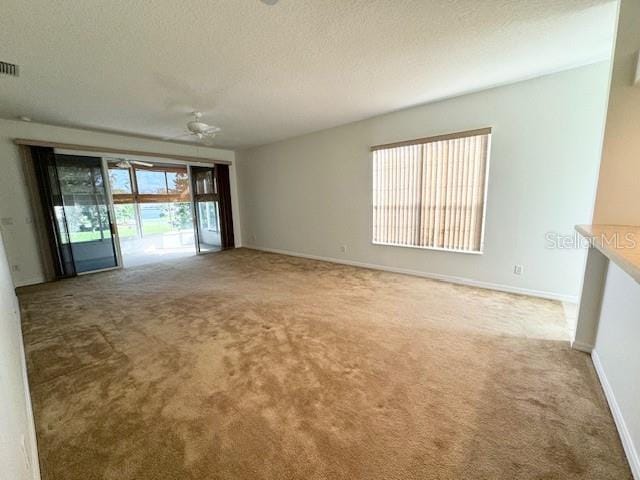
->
0;230;41;480
591;349;640;479
591;0;640;225
570;340;594;353
17;307;41;480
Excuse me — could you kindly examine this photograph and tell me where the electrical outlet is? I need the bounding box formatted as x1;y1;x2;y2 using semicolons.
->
340;244;347;253
250;234;256;243
11;264;20;273
513;264;523;275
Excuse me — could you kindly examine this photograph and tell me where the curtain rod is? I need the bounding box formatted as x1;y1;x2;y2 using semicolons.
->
13;138;232;165
370;127;492;152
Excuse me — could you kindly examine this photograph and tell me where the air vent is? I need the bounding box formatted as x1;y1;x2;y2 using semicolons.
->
0;61;19;77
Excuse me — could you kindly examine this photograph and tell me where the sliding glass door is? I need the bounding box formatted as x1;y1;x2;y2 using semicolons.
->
190;166;222;253
53;154;119;273
29;146;234;279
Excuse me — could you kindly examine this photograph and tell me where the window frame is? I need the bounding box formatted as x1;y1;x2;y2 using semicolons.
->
369;128;492;255
107;163;191;204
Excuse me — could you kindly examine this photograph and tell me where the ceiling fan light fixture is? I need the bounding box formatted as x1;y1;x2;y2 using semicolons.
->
164;111;221;145
187;120;210;132
116;160;131;169
114;159;153;169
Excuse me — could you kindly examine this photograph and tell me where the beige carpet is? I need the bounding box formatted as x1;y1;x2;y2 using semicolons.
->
18;248;631;479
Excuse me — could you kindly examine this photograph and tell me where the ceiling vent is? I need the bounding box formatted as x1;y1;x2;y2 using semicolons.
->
0;61;19;77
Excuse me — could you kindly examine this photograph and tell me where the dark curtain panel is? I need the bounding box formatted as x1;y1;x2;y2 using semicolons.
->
30;146;77;278
19;146;57;281
216;164;235;249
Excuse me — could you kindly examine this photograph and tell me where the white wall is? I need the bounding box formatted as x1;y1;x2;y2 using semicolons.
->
592;262;640;478
0;119;240;286
0;230;40;480
237;63;610;301
593;0;640;224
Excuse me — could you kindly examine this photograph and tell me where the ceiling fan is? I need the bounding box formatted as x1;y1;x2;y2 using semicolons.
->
115;159;154;169
164;111;221;145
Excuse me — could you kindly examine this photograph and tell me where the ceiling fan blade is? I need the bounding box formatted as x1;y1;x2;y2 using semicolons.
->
131;160;154;168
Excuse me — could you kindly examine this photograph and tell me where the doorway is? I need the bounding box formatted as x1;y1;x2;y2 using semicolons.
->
27;145;234;280
107;160;196;268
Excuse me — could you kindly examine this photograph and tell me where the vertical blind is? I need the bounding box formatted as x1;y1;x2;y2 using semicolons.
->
372;129;490;252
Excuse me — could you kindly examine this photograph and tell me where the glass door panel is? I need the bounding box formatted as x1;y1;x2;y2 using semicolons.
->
54;154;119;273
194;169;216;195
44;161;76;277
191;166;222;253
196;200;221;252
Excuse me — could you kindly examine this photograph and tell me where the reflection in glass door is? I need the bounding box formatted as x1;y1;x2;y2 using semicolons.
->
54;154;119;273
190;166;222;253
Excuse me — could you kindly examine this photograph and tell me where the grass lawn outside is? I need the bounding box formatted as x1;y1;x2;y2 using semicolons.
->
68;219;189;243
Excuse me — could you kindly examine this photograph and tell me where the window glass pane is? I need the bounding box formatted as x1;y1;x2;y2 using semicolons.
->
57;165;97;194
113;204;138;238
197;200;221;251
167;171;190;194
198;201;220;232
108;169;132;194
195;170;214;195
139;202;193;235
139;203;169;235
57;165;109;236
63;205;111;242
136;170;167;194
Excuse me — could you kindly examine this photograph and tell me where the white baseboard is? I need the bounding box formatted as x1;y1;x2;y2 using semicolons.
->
571;340;594;353
14;276;45;288
592;350;639;479
11;296;42;479
244;245;579;303
20;331;41;480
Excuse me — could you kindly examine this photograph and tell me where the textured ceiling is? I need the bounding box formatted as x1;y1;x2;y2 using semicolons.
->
0;0;617;149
